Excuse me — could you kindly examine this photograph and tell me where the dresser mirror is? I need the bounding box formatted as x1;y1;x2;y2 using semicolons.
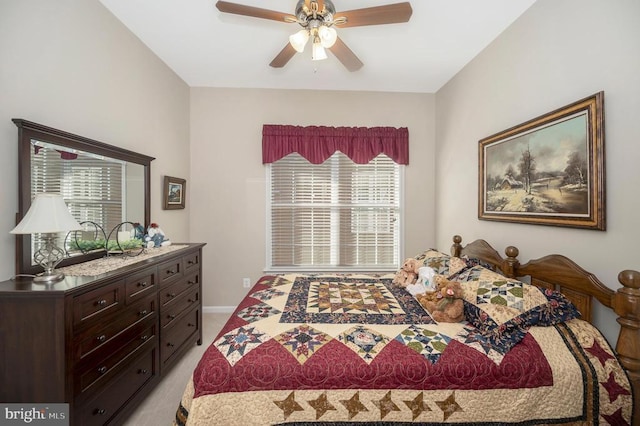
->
13;119;155;275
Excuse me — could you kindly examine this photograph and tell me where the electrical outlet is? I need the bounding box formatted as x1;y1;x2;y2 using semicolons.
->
243;278;251;288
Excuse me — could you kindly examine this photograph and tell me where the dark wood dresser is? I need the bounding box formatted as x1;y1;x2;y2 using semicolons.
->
0;243;205;426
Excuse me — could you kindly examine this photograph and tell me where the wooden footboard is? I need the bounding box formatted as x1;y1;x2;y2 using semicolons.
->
451;235;640;425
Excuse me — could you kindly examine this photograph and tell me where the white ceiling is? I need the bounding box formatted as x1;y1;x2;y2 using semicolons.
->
99;0;537;93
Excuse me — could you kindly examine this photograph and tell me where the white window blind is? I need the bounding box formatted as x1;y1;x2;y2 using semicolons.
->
268;152;401;271
30;141;124;250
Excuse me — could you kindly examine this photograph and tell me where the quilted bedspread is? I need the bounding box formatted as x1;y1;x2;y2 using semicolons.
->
175;273;632;425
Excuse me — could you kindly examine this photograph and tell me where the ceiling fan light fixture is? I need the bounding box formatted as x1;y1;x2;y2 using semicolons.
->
215;0;413;71
311;40;328;61
318;25;337;48
289;29;309;53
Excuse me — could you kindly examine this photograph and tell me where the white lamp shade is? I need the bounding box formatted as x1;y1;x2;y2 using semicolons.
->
312;42;328;61
289;29;309;53
11;193;82;234
318;26;337;48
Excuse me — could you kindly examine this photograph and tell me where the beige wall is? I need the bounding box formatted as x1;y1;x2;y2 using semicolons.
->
190;88;435;307
0;0;191;279
435;0;640;342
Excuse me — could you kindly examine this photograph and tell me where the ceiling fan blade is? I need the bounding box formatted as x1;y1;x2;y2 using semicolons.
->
216;1;295;22
329;37;364;72
336;2;413;28
269;43;298;68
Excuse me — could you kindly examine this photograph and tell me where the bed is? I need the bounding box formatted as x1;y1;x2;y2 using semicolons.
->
174;235;640;425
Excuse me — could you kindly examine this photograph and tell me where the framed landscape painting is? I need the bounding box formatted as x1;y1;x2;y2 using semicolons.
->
478;92;605;230
163;175;186;210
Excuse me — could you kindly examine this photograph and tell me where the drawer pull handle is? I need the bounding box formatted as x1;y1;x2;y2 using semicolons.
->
140;335;149;341
187;280;195;285
138;368;148;375
187;260;195;265
139;310;148;316
96;299;107;306
188;323;195;327
94;409;107;416
167;342;175;348
188;298;195;303
167;293;176;298
96;334;106;342
138;281;147;287
98;366;107;374
168;314;176;320
167;269;176;275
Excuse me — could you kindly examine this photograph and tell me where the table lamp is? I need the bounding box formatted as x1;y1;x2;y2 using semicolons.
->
10;193;82;283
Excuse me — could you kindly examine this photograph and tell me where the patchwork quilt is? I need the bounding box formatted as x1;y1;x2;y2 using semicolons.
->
175;266;632;425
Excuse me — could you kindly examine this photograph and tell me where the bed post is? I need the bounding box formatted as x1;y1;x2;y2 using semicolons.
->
615;270;640;425
502;246;520;278
451;235;463;257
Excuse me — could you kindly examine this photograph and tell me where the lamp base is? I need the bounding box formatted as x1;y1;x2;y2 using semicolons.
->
32;233;67;284
33;271;65;284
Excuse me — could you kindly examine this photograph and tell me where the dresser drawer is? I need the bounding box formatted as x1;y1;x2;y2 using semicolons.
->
73;280;125;328
183;251;200;274
76;347;156;426
160;271;200;307
76;295;156;360
125;267;157;303
160;288;199;329
77;322;156;396
158;257;183;286
161;307;199;365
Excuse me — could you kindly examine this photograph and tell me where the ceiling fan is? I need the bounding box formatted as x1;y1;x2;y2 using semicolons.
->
215;0;413;71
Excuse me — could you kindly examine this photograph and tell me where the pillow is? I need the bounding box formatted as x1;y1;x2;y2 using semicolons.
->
414;249;468;277
458;265;580;354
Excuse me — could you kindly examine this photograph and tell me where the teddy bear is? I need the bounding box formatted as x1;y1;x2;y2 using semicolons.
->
419;279;465;323
415;274;447;304
144;223;171;248
416;266;437;290
393;258;421;287
405;266;437;296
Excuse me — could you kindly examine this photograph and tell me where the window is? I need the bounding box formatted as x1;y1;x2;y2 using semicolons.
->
30;140;125;253
268;152;402;271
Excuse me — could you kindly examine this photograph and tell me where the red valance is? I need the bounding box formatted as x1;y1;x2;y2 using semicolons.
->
262;125;409;165
34;145;78;160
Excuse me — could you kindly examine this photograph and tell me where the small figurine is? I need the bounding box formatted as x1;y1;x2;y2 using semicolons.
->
144;223;171;248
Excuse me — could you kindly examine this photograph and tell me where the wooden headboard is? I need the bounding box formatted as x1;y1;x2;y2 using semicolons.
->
450;235;640;425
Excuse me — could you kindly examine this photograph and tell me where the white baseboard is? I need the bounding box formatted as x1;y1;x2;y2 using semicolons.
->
203;306;236;314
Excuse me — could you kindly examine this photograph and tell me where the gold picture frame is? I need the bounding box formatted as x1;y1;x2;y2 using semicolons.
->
478;91;605;230
163;176;186;210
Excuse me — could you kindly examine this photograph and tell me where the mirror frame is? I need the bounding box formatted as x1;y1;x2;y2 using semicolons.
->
13;119;155;275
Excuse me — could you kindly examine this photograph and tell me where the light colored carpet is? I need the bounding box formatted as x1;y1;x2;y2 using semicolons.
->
122;312;230;426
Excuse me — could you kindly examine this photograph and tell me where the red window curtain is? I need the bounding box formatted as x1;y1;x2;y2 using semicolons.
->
262;125;409;165
34;145;78;160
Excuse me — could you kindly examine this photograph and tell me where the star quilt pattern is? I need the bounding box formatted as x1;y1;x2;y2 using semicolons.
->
176;273;632;426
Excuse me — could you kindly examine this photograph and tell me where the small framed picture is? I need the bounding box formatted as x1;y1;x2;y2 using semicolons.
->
163;176;186;210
